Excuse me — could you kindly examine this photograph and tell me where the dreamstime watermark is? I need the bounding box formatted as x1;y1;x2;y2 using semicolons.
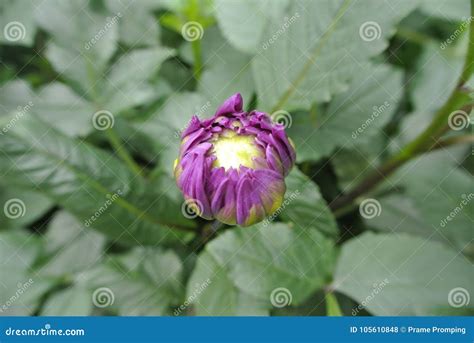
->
262;189;300;226
261;12;300;50
439;193;473;228
92;110;115;131
270;287;292;308
3;198;26;219
181;198;204;219
0;101;34;135
352;101;390;139
3;21;26;42
448;287;470;308
92;287;115;308
181;21;204;41
84;190;122;227
5;324;85;337
174;278;212;316
84;12;122;50
352;278;389;316
441;16;473;49
174;101;211;138
0;279;34;313
359;198;382;219
270;110;292;129
448;110;472;131
359;21;382;42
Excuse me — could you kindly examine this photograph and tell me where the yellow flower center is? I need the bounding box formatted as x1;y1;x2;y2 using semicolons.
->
211;130;263;170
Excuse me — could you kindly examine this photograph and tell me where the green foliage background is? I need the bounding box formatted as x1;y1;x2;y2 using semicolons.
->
0;0;472;316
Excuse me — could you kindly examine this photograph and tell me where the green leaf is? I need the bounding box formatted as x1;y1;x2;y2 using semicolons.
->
40;287;93;316
0;80;95;137
280;168;338;236
0;230;55;315
0;184;53;229
1;49;174;138
36;83;96;136
214;0;289;53
39;211;106;277
333;232;474;315
135;92;209;176
195;27;256;112
252;0;417;112
399;40;472;143
35;0;118;95
287;63;402;161
0;115;195;246
187;250;269;316
378;155;474;252
0;79;34;117
78;248;184;315
105;0;160;47
99;48;175;114
330;137;384;191
0;0;37;46
418;0;470;21
188;223;336;315
411;44;467;112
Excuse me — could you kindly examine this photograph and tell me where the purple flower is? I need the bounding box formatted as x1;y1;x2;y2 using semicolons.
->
174;93;296;227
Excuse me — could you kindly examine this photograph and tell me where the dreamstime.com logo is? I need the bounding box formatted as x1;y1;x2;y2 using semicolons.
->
359;198;382;219
261;12;300;50
270;287;293;308
174;278;212;315
439;193;473;228
271;110;292;129
0;101;34;135
181;198;204;219
92;287;115;308
4;324;85;337
92;110;115;131
359;21;382;42
174;101;211;139
84;190;122;227
181;21;204;41
441;16;473;49
84;12;122;50
3;21;26;42
352;101;390;139
448;287;470;308
3;198;26;219
448;110;472;131
0;279;34;313
262;189;300;226
352;278;390;315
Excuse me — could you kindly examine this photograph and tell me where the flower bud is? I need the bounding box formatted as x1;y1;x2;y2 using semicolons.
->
174;93;296;226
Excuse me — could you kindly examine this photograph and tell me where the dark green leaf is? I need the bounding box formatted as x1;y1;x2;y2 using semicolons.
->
333;232;474;315
0;115;196;246
188;223;336;315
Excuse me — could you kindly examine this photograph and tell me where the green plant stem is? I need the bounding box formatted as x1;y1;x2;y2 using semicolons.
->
396;27;436;45
325;291;343;316
425;134;474;152
330;2;474;212
86;58;144;180
192;39;202;81
332;134;473;218
105;128;144;178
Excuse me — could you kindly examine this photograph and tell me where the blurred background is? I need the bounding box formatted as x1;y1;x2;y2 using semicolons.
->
0;0;472;316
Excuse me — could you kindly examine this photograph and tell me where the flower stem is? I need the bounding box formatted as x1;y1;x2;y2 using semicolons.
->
332;135;474;218
330;3;474;212
105;128;144;178
325;291;343;316
192;39;202;81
